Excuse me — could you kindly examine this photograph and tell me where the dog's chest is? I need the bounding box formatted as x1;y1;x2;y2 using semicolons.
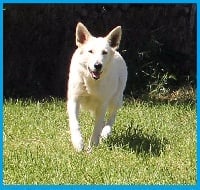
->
78;83;102;111
78;78;111;110
82;78;105;98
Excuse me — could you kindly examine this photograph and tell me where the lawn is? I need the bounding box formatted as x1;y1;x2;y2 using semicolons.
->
3;97;196;185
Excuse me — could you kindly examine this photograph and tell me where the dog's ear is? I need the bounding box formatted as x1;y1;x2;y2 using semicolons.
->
106;26;122;50
76;22;91;47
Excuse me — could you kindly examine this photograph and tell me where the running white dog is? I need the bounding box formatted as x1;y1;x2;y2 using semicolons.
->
67;22;127;152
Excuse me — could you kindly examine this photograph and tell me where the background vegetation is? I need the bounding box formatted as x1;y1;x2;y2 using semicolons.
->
3;4;196;99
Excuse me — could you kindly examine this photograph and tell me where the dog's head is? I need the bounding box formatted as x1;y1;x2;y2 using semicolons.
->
75;22;122;80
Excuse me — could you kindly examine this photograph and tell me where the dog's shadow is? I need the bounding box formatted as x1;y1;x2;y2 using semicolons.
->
106;124;169;157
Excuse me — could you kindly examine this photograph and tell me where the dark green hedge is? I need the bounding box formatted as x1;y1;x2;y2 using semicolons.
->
4;4;196;98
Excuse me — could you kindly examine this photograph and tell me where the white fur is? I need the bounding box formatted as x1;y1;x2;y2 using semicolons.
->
67;22;127;152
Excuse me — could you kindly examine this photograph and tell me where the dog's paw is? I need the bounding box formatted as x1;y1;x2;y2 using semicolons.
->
71;134;84;152
86;146;93;154
101;125;112;139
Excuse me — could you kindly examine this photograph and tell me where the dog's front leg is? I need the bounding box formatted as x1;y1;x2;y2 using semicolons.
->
67;99;84;152
89;107;106;149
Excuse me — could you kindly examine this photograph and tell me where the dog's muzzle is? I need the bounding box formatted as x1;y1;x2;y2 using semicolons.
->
88;63;103;80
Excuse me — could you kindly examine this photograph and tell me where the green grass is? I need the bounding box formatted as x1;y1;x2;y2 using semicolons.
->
3;98;196;184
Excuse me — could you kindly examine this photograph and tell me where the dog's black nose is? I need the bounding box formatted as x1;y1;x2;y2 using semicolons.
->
94;63;102;71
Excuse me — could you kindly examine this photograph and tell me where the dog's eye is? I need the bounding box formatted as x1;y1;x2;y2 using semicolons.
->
88;50;93;54
102;50;108;55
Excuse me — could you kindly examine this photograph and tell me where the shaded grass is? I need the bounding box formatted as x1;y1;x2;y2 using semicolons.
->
106;123;169;156
3;98;196;184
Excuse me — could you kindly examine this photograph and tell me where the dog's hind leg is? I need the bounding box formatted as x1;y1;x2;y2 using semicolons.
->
101;107;118;139
101;73;127;139
89;106;107;149
101;94;123;139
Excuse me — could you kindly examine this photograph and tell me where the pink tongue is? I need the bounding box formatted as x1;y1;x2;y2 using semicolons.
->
92;72;100;79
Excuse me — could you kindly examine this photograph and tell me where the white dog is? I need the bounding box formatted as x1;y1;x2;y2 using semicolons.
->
67;22;127;152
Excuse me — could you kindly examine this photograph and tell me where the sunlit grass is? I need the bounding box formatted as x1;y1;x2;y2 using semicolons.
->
3;97;196;184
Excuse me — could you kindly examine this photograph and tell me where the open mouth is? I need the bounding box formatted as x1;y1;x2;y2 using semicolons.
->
88;67;103;80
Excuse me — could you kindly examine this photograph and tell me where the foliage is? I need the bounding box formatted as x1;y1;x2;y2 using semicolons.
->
4;4;196;98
